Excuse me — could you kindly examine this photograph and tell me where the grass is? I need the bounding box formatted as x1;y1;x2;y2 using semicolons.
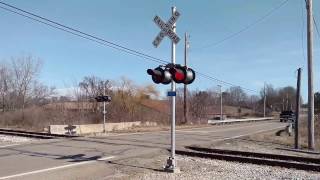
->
248;114;320;150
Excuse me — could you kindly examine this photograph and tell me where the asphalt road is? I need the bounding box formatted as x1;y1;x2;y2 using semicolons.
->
0;121;287;180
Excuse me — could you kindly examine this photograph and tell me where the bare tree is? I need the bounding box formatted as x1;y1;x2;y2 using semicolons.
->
77;75;112;113
79;76;111;100
278;86;296;111
189;90;211;123
249;95;260;113
11;56;42;111
228;86;247;106
30;81;56;106
260;84;278;111
0;63;11;112
258;85;297;112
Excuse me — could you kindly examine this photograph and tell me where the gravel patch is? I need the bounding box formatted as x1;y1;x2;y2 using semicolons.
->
106;128;320;180
137;155;320;180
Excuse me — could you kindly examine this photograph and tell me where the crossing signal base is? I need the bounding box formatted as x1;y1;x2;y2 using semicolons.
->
147;64;195;85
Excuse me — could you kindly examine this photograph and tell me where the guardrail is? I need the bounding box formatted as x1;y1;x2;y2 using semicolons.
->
208;117;274;125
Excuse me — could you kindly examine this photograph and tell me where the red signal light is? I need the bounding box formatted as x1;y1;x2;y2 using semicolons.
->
169;65;186;83
174;71;185;81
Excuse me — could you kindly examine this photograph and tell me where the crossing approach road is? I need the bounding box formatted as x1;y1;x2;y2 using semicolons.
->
0;121;287;180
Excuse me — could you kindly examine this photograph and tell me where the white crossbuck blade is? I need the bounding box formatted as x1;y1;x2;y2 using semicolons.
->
153;10;181;47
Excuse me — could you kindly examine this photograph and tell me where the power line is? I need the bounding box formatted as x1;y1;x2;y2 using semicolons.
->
0;1;259;94
0;1;168;65
313;17;320;40
196;71;258;93
0;6;167;65
193;0;290;51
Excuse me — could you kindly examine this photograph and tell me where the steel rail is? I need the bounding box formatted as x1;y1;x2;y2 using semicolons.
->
174;148;320;172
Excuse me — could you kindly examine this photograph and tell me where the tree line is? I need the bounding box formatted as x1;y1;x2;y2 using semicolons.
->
0;56;54;113
1;55;319;130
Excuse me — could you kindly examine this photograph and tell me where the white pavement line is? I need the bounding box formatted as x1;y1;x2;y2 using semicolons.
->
0;144;20;148
97;156;114;161
176;130;212;133
179;120;277;131
212;126;286;142
107;122;279;137
106;131;162;137
0;156;115;180
176;123;279;134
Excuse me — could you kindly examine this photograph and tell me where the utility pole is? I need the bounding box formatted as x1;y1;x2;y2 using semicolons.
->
306;0;315;150
218;85;223;120
286;93;289;111
263;83;266;117
183;32;189;124
295;68;302;149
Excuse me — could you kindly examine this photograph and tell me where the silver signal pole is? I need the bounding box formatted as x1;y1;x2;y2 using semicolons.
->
218;85;223;120
183;32;188;124
170;6;177;172
153;6;180;173
103;86;106;133
164;6;178;172
263;83;266;117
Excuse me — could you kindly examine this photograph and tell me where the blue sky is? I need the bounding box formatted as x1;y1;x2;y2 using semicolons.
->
0;0;319;100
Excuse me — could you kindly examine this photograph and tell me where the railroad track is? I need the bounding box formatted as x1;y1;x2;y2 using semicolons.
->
0;128;78;139
174;146;320;171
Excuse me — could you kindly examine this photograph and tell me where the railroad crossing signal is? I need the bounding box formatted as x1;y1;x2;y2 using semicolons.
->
95;95;111;102
152;10;181;47
152;7;181;173
147;64;195;85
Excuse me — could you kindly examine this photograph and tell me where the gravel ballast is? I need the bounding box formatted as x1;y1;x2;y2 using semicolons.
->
137;155;320;180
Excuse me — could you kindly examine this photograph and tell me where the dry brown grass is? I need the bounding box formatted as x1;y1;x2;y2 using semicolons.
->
223;105;256;117
0;107;51;131
298;114;320;149
0;99;260;133
247;114;320;150
0;106;103;131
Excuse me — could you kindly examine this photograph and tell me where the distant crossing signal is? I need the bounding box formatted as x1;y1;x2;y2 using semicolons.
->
147;64;195;85
95;95;112;102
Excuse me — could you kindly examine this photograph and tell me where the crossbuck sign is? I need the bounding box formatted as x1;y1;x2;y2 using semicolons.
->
152;10;181;47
